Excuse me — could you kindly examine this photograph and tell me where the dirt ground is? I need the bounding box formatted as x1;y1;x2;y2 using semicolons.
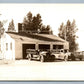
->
0;59;84;81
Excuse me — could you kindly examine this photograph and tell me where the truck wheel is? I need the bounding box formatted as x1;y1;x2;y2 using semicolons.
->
64;56;68;61
79;58;82;61
28;54;32;61
51;55;55;61
40;55;45;62
71;56;75;61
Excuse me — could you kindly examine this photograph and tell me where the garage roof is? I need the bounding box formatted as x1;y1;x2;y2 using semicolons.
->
6;32;68;44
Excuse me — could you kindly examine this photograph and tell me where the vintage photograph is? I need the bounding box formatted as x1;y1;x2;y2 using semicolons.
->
0;4;84;81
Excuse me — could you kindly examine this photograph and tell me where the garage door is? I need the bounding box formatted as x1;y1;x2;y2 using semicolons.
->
22;44;35;59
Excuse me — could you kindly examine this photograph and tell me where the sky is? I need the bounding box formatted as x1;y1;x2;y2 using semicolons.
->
0;4;84;51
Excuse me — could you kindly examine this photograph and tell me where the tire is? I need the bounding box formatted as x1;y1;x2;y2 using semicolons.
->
51;55;55;61
40;55;45;62
71;56;75;61
27;53;32;61
64;56;68;61
79;58;82;61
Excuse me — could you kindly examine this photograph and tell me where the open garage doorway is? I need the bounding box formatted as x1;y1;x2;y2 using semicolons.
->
22;44;35;59
38;44;50;51
53;45;63;49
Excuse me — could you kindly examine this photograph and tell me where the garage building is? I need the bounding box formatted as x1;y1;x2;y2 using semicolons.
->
0;31;69;60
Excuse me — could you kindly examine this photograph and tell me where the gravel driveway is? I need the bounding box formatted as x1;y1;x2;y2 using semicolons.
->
0;59;84;81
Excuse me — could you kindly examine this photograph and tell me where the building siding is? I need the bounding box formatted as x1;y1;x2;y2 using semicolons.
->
1;33;15;60
15;41;22;59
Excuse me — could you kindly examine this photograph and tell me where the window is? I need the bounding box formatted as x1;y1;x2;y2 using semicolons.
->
6;43;8;50
10;42;12;50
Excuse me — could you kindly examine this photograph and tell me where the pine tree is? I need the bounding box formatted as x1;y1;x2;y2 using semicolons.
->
32;13;42;32
58;22;65;39
23;12;33;32
23;12;53;34
8;19;15;32
58;20;78;52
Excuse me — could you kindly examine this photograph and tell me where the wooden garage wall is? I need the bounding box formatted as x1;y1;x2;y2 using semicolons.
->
15;41;23;59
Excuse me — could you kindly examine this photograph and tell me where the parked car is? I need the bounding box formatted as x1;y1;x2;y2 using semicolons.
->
68;51;84;61
39;50;55;62
26;49;55;62
51;49;70;61
74;52;83;60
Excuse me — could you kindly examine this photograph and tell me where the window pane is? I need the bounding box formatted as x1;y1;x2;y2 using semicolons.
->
6;43;8;50
10;42;12;50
